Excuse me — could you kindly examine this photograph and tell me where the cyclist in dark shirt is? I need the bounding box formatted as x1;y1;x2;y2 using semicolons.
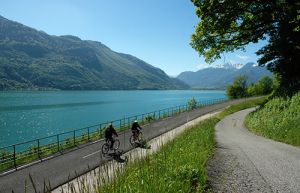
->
131;120;142;140
104;123;118;149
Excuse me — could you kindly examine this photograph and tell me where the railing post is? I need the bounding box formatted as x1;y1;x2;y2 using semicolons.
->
57;135;60;152
73;130;76;146
13;145;16;169
119;119;122;129
88;127;90;141
98;124;101;139
37;139;40;158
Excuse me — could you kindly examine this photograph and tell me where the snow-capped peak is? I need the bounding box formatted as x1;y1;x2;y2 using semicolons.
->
214;62;245;69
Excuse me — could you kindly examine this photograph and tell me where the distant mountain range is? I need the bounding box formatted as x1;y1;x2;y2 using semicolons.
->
177;62;272;89
0;16;188;90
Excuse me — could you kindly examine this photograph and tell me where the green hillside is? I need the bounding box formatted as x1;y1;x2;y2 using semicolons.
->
246;92;300;146
0;16;189;90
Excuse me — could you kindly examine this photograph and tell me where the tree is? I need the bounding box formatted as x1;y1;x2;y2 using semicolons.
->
226;76;248;99
247;76;273;96
191;0;300;95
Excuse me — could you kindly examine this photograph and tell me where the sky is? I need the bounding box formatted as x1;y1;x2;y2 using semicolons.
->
0;0;266;76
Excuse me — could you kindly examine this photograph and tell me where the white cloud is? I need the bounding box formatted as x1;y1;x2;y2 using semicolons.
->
229;60;236;64
196;63;210;70
235;54;250;60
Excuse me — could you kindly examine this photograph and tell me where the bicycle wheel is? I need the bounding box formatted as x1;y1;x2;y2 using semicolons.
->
130;135;135;146
101;143;109;154
137;132;144;142
113;139;120;150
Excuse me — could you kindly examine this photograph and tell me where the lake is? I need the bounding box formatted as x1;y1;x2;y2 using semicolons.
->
0;90;226;147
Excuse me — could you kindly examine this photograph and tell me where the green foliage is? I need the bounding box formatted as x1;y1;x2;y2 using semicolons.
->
188;97;197;110
226;75;248;99
247;76;273;96
246;92;300;146
191;1;300;95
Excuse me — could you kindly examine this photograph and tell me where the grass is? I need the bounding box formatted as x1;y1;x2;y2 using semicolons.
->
245;92;300;146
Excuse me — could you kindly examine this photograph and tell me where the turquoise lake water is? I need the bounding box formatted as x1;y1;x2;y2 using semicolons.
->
0;90;226;147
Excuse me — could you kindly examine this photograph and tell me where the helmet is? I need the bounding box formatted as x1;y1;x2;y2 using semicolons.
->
108;122;112;126
134;120;138;123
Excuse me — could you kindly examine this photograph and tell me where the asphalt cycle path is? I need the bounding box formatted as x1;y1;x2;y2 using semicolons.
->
0;99;246;193
208;108;300;193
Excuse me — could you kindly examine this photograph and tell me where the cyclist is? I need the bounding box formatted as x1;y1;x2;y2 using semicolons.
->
131;120;142;140
104;122;118;149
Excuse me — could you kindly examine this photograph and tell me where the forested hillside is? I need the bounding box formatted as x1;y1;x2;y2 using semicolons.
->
0;16;188;90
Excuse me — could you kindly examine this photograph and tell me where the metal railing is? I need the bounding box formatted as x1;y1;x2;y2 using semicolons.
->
0;97;227;172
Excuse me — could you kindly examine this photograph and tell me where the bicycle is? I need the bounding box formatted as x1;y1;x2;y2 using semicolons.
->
101;137;120;155
129;130;144;146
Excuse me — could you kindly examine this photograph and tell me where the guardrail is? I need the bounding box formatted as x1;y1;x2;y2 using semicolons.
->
0;97;227;173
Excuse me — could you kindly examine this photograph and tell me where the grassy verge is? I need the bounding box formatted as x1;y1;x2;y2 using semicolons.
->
245;92;300;146
95;97;266;193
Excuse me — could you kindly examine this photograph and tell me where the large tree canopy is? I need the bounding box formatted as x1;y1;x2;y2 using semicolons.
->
191;0;300;95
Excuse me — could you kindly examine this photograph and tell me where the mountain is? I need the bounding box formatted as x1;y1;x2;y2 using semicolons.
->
0;16;189;90
177;62;272;89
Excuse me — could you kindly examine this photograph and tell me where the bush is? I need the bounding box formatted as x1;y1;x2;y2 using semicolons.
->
145;114;155;122
247;76;273;96
188;97;197;110
226;75;248;99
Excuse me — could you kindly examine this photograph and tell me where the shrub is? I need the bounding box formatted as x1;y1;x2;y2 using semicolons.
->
145;114;155;122
226;75;248;99
188;97;197;110
247;76;273;96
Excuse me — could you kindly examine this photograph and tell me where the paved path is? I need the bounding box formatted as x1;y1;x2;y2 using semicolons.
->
0;99;245;193
208;108;300;193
